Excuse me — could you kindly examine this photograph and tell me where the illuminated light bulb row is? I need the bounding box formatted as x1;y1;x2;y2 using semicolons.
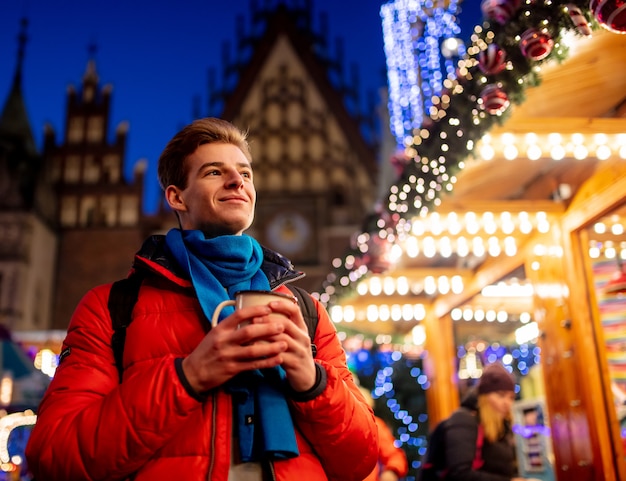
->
593;220;626;236
322;209;552;302
481;281;534;297
588;240;626;260
531;244;564;260
338;330;415;350
330;303;426;323
451;308;532;323
408;211;552;236
356;275;464;297
477;132;626;161
403;234;518;258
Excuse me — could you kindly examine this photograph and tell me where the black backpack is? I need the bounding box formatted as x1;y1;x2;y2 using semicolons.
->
108;270;319;382
418;416;484;481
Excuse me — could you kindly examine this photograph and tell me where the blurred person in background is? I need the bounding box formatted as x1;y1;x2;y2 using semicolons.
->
441;363;541;481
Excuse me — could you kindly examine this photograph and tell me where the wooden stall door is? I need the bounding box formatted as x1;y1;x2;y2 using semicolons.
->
560;161;626;481
525;227;597;481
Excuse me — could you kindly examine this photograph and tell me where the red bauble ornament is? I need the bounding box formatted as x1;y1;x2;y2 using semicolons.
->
590;0;626;33
478;44;507;75
365;235;392;274
520;28;554;61
390;150;410;178
567;4;593;36
481;0;521;24
480;84;510;115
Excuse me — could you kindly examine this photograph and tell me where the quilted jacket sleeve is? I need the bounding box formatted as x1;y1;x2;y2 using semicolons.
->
287;295;379;481
25;285;203;481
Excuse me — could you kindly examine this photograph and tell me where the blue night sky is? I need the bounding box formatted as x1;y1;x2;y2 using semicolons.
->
0;0;482;213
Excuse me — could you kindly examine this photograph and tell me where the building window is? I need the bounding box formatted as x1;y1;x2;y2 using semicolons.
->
83;156;99;183
286;102;302;128
51;156;62;182
86;116;104;143
83;85;95;103
60;196;78;227
310;168;326;191
288;136;304;163
102;155;120;183
68;117;84;144
288;169;304;191
266;137;282;164
64;156;81;183
309;134;325;159
119;195;138;226
79;196;97;227
266;171;282;191
101;195;118;226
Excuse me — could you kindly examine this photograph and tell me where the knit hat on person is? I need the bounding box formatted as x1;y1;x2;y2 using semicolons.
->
478;363;515;394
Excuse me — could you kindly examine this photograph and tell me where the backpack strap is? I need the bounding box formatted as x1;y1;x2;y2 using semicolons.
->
108;270;145;383
284;283;319;358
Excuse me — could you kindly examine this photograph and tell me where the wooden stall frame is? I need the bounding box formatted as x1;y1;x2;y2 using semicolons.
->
560;159;626;481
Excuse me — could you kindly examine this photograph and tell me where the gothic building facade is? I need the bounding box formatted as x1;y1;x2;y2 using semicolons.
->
43;60;147;330
208;3;380;293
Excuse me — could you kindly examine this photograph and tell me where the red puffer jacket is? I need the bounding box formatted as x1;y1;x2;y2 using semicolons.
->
26;236;378;481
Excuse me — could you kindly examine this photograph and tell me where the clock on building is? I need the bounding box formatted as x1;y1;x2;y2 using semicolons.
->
265;211;312;257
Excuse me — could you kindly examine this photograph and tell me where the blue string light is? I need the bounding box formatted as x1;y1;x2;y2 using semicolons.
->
381;0;464;148
346;338;541;478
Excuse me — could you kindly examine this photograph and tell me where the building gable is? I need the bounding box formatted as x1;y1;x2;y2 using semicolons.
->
207;3;382;291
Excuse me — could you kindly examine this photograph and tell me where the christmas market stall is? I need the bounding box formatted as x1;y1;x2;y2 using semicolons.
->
318;2;626;480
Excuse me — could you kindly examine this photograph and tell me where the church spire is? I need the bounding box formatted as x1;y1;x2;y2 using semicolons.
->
13;17;28;87
80;41;101;104
83;41;100;84
0;17;38;157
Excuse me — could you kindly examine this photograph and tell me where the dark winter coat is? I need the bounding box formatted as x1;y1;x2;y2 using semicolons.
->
25;235;378;481
444;390;518;481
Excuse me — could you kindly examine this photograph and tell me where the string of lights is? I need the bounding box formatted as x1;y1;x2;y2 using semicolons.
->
319;0;602;307
381;0;464;147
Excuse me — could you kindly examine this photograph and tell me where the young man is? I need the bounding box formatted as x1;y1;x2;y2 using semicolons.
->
26;118;378;480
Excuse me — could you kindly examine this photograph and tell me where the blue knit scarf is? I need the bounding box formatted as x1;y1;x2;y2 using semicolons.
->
165;228;299;462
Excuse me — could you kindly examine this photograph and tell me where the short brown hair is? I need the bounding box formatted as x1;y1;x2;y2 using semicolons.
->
157;117;252;191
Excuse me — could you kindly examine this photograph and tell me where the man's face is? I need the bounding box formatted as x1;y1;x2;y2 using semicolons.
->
166;142;255;236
